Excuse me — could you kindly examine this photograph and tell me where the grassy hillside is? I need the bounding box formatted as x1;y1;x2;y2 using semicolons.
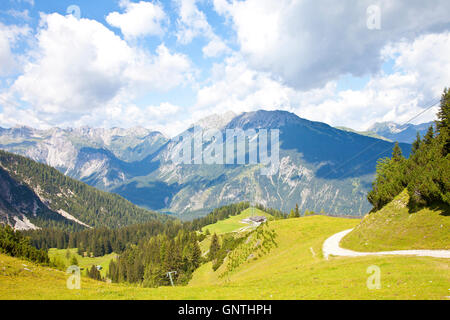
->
48;248;117;277
341;190;450;252
201;207;273;235
1;216;449;299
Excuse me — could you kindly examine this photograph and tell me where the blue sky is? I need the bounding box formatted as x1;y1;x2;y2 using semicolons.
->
0;0;449;136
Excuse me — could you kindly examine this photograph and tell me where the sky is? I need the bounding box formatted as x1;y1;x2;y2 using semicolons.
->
0;0;449;137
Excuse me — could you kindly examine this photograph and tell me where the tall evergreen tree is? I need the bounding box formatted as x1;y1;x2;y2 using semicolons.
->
411;132;422;155
392;142;404;162
436;87;450;156
208;234;220;261
288;209;296;218
423;125;434;145
294;204;300;217
190;241;202;270
70;255;78;266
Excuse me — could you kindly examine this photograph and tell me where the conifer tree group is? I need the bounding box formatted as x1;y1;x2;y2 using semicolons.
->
368;88;450;210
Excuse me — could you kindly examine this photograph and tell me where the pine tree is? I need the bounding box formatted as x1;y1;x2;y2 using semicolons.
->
436;87;450;156
190;241;202;269
423;125;434;145
392;142;404;162
88;265;102;281
208;233;220;261
70;255;78;266
294;204;300;217
288;209;296;218
411;132;422;155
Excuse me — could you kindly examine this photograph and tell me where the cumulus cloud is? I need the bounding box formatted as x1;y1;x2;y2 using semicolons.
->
6;9;31;21
5;13;192;127
69;101;183;135
0;22;30;76
175;0;230;57
202;35;230;58
194;32;450;131
11;0;34;6
1;1;449;137
213;0;450;90
106;0;168;39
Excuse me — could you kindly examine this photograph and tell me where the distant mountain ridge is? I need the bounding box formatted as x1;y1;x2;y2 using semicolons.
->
368;121;435;143
0;111;413;218
0;150;168;230
0;126;167;189
109;110;411;218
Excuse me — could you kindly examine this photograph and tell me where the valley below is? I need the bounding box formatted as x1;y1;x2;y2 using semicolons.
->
1;215;448;300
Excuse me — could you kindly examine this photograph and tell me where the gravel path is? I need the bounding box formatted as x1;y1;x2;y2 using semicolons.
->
323;229;450;260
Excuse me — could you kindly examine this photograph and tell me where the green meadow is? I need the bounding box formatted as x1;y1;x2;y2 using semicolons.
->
1;215;448;300
341;190;450;251
47;248;117;277
201;207;273;235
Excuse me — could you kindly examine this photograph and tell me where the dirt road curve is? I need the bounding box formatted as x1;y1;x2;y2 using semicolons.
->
323;229;450;260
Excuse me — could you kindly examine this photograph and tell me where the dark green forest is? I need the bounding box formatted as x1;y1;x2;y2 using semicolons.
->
0;225;49;264
0;150;168;229
22;202;283;286
25;202;262;256
368;88;450;211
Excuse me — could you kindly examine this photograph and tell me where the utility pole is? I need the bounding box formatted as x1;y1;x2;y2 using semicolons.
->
166;271;177;287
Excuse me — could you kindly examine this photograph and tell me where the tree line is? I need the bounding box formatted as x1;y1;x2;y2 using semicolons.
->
107;229;202;287
0;225;49;264
368;88;449;211
25;219;185;257
0;150;169;230
22;201;289;286
24;202;262;257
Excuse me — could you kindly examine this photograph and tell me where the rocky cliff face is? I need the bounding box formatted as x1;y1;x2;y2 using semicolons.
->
0;126;167;190
0;166;59;230
0;111;413;219
112;110;411;218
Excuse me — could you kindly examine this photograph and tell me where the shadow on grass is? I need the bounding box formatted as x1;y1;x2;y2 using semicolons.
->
407;199;450;216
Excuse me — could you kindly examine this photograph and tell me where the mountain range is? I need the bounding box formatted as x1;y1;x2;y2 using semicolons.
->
367;121;434;143
0;150;167;230
336;121;434;144
0;110;420;219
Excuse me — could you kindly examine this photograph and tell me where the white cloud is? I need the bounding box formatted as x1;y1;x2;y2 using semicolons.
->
5;13;192;127
0;22;30;76
175;0;212;44
6;9;31;21
67;101;184;137
195;53;307;117
213;0;450;90
175;0;230;57
202;35;230;58
11;0;34;6
194;32;450;131
1;2;449;138
106;0;167;39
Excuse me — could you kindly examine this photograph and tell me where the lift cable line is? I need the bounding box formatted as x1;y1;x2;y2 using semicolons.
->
332;99;441;182
320;98;441;181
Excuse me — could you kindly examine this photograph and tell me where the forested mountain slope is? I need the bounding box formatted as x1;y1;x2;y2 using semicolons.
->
0;150;168;230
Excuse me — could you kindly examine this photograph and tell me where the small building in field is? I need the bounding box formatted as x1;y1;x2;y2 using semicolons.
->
249;216;267;223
